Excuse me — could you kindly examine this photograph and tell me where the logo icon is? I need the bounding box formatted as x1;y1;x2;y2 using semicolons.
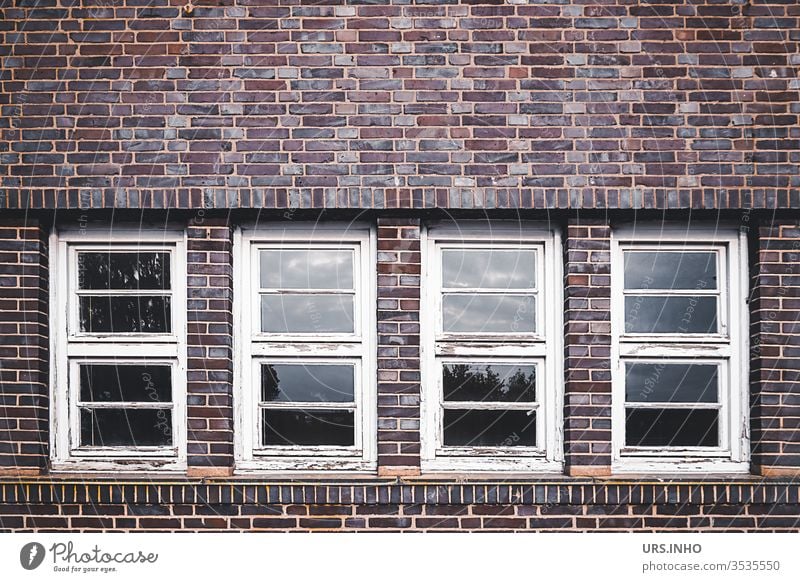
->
20;542;46;570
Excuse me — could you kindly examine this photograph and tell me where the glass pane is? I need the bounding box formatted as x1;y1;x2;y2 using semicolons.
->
262;409;354;446
80;364;172;403
78;252;170;290
442;249;536;289
260;294;354;334
261;363;354;403
625;363;718;404
625;408;718;447
443;409;536;447
443;363;536;403
79;408;173;447
443;294;535;333
624;251;717;290
260;249;354;290
79;296;171;333
624;296;717;334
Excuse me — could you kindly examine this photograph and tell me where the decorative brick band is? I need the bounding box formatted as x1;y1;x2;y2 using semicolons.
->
564;219;612;475
0;220;48;472
0;481;798;531
377;218;421;475
186;217;234;475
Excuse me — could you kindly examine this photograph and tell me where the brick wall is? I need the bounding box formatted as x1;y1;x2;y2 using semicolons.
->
564;219;612;476
0;219;48;473
377;218;421;475
0;0;798;210
1;0;800;532
186;217;234;475
751;222;800;476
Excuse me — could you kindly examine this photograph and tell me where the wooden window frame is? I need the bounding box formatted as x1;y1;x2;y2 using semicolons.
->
233;222;377;474
610;223;749;474
49;226;187;472
421;221;563;474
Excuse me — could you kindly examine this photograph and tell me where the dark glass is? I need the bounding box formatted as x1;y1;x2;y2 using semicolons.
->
79;408;173;447
260;249;354;290
78;252;170;290
262;409;355;446
260;294;354;333
443;364;536;403
624;251;717;290
443;294;535;333
624;296;717;334
261;364;354;403
625;408;718;447
625;363;717;404
79;296;171;333
443;409;536;447
442;249;536;289
80;364;172;403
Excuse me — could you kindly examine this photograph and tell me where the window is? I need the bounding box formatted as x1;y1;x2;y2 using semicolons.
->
611;224;748;473
421;222;563;472
234;223;376;472
50;227;186;470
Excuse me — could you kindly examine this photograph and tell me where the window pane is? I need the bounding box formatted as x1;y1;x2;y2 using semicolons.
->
624;296;717;334
260;294;354;333
443;409;536;447
79;408;173;447
443;294;535;333
625;363;718;404
80;364;172;403
262;409;354;446
78;252;170;290
625;408;718;447
260;249;354;290
443;364;536;403
442;249;536;289
79;296;171;333
261;363;354;403
624;251;717;290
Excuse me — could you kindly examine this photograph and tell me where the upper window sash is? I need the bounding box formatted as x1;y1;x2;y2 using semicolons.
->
616;242;731;342
250;242;363;342
434;242;544;341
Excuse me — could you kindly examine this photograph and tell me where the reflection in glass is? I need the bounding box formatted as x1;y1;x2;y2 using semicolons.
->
443;294;535;333
442;249;535;289
78;252;170;290
262;409;355;446
625;408;718;447
80;364;172;403
79;296;171;333
261;363;354;403
80;408;173;447
260;249;354;290
624;251;717;290
625;363;717;404
443;364;535;402
443;409;536;447
624;296;717;334
260;294;354;333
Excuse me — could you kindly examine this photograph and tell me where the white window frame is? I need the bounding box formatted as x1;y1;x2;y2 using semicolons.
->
421;221;563;473
234;222;377;474
611;223;749;474
49;226;187;472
